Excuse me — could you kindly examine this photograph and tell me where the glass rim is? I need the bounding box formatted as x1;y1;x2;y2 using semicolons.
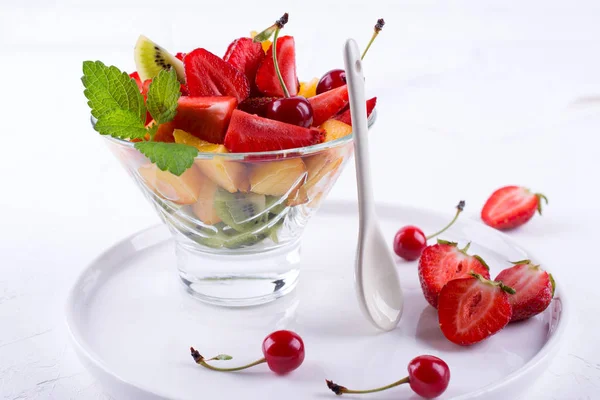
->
96;109;376;160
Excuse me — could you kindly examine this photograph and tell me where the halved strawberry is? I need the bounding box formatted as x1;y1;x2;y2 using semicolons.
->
224;37;265;91
129;71;143;91
481;186;548;230
438;273;514;346
333;97;377;126
184;48;250;103
495;260;554;322
172;96;237;144
224;109;324;152
255;36;298;97
418;240;491;308
309;85;349;126
238;96;277;116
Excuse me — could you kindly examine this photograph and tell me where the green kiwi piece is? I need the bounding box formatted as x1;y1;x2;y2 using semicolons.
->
265;196;288;216
214;189;268;233
134;35;185;83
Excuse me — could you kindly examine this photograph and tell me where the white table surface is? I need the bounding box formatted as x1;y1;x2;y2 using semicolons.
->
1;1;599;399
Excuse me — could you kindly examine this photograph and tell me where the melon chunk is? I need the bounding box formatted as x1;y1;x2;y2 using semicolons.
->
191;177;221;225
249;158;307;196
138;163;203;205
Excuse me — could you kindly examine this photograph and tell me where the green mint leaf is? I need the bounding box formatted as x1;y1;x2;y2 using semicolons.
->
82;61;145;123
95;109;147;139
134;142;198;176
147;123;159;141
146;69;181;124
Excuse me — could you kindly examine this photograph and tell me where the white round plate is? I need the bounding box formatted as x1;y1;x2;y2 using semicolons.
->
66;201;566;400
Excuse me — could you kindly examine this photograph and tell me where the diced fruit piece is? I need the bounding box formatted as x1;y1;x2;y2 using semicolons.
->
495;260;554;321
418;241;491;309
438;274;514;346
184;48;250;103
308;85;349;126
303;152;344;191
154;121;176;142
175;52;186;61
214;189;268;233
173;129;221;152
172;96;237;144
481;186;548;230
130;71;143;90
224;37;265;90
238;97;277;116
224;110;325;153
298;78;318;98
138;163;203;205
249;158;307;196
250;30;272;53
334;97;377;126
321;119;352;142
255;36;298;97
191;173;221;225
134;35;185;83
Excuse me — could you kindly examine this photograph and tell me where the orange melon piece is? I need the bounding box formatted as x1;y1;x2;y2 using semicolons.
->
173;129;249;193
298;78;319;98
321;119;353;142
249;158;307;196
138;163;203;205
191;177;221;225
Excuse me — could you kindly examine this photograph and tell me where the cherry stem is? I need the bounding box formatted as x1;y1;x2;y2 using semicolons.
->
272;27;290;98
361;18;385;60
327;376;409;395
190;347;266;372
426;200;465;240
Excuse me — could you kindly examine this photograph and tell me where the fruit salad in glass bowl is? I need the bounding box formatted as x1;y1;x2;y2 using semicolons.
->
83;14;379;306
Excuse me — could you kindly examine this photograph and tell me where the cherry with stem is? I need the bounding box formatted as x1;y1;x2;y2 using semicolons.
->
326;355;450;399
394;200;465;261
316;18;385;95
255;13;314;128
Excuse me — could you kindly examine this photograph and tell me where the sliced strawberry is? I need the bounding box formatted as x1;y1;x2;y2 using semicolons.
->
255;36;298;97
172;96;237;144
237;96;277;116
154;121;176;143
224;37;265;91
139;79;153;125
184;48;250;103
495;260;554;322
333;97;377;126
224;109;324;152
481;186;548;230
309;85;349;126
175;52;186;61
418;240;490;308
129;71;143;91
438;274;514;346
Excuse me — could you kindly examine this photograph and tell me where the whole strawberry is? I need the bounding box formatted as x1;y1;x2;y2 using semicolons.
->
481;186;548;230
495;260;555;322
438;273;515;346
418;240;490;308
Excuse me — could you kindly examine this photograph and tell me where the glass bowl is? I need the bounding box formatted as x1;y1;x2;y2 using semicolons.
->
100;113;375;306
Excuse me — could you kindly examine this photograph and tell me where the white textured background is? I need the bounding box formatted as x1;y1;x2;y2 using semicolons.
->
1;0;599;398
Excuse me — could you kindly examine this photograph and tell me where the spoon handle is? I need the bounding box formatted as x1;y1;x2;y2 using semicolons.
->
344;39;375;222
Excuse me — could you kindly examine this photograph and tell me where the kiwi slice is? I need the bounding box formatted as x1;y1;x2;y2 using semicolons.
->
214;189;268;233
265;196;288;216
134;35;185;83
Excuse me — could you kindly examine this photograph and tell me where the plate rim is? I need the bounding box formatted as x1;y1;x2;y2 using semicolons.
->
65;200;568;400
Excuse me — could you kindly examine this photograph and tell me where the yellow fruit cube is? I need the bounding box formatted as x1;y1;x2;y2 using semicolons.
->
173;129;223;152
298;78;319;98
320;120;353;142
250;31;272;53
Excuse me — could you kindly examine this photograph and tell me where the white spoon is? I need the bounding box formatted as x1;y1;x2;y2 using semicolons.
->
344;39;404;331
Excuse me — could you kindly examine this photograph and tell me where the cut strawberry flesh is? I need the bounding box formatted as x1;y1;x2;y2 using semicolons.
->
495;263;553;321
238;96;277;116
184;48;250;103
438;277;512;346
172;96;237;144
255;36;298;97
175;52;186;61
224;109;324;153
481;186;538;230
333;97;377;126
224;37;265;91
309;85;349;126
130;71;143;91
418;243;490;308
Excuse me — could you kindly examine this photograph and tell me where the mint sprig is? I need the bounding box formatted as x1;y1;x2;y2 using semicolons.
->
82;61;198;176
134;142;198;176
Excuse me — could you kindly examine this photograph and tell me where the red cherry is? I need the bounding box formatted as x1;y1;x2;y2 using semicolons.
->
265;96;314;128
407;355;450;399
262;330;305;375
393;225;427;261
316;69;346;94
